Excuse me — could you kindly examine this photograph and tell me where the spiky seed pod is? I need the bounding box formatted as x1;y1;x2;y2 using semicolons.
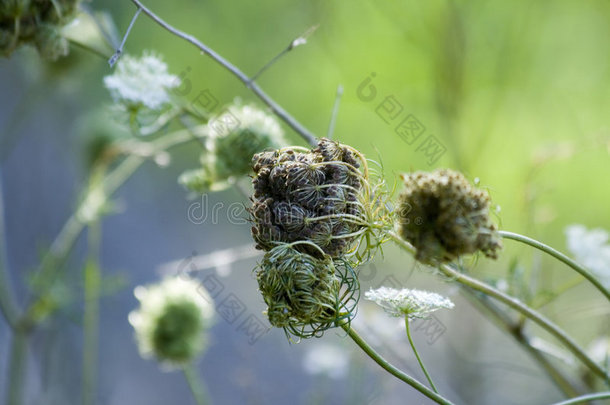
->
256;243;359;339
397;169;502;264
1;0;79;60
250;138;369;259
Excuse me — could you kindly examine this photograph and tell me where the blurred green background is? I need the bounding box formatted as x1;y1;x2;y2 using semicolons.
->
1;0;609;404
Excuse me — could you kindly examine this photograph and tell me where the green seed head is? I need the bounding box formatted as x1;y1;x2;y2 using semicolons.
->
256;243;358;340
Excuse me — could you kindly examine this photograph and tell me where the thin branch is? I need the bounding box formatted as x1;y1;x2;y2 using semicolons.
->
389;232;610;383
249;25;319;82
326;85;343;139
499;230;610;302
108;7;142;67
128;0;318;147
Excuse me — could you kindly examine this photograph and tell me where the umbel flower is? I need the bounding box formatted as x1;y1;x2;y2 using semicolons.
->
104;52;179;111
180;104;286;193
397;169;502;264
365;287;454;319
128;276;214;368
255;242;358;339
249;138;390;261
1;0;80;60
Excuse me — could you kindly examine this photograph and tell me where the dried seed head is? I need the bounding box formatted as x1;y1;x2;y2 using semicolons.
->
249;138;366;258
256;243;359;339
398;169;502;264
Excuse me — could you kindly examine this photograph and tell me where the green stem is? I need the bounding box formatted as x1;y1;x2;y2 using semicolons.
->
28;128;201;311
462;289;582;397
405;318;439;393
183;363;209;405
340;323;455;405
499;230;610;302
551;392;610;405
83;214;102;405
7;330;28;405
0;169;20;328
389;232;609;384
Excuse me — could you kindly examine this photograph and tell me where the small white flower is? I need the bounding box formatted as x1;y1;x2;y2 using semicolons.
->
302;343;350;379
565;224;610;287
364;287;454;319
206;103;285;146
104;52;179;110
128;276;214;368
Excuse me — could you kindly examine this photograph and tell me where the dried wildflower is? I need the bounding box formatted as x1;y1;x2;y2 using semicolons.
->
365;287;454;319
256;242;358;339
249;138;390;261
1;0;79;60
128;276;214;367
104;52;179;111
397;169;502;264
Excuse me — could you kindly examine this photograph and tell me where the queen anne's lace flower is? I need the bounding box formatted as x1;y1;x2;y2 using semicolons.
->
128;276;214;367
365;287;454;319
565;224;610;287
104;52;179;110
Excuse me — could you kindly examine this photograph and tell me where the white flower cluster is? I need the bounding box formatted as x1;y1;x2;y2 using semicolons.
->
128;276;214;367
104;52;179;110
565;224;610;287
365;287;454;319
206;103;285;147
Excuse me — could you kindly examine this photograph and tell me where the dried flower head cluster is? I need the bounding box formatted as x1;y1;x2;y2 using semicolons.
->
1;0;79;60
256;243;358;339
398;169;502;264
104;52;179;112
128;276;214;367
250;138;366;258
365;286;454;319
180;104;285;193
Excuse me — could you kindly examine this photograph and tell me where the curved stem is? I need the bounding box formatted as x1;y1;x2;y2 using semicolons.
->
183;364;209;405
389;232;609;384
551;392;610;405
499;230;610;302
340;323;455;405
129;0;318;147
462;289;582;397
405;318;439;393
